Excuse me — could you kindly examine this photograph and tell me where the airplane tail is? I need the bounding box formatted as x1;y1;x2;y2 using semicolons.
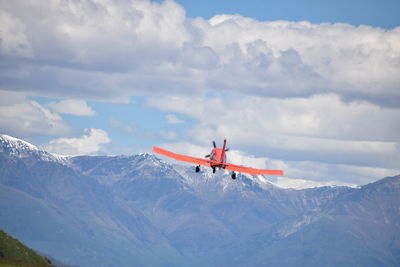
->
221;139;227;162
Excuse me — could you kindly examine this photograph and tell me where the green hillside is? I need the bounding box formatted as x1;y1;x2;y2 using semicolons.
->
0;229;52;267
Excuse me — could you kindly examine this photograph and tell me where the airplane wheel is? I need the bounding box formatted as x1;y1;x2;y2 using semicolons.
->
195;166;200;173
231;173;236;179
212;167;216;173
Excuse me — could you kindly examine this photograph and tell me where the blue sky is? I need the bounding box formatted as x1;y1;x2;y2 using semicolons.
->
0;0;399;188
176;0;400;29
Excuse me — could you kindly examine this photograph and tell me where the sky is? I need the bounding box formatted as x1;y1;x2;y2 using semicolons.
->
0;0;399;188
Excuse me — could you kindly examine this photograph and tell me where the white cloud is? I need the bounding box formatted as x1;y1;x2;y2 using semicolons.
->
0;9;32;57
148;93;400;141
271;177;357;190
148;93;400;182
1;0;399;185
199;16;400;100
47;99;96;116
44;128;110;156
0;90;70;137
0;89;25;105
158;141;211;162
155;141;400;186
160;129;177;140
273;159;400;186
0;1;398;105
166;114;184;124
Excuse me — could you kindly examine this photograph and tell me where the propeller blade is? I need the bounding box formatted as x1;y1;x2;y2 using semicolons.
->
212;141;216;148
225;148;229;152
205;154;210;158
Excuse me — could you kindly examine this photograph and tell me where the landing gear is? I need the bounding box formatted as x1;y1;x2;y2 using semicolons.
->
195;165;200;173
231;172;236;179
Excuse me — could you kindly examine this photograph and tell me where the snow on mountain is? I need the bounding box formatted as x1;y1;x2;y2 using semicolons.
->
0;134;39;152
0;133;399;266
0;134;69;165
0;134;347;190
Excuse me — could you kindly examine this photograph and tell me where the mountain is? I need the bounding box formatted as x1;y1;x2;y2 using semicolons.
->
0;228;52;266
209;176;400;266
0;134;399;266
0;135;184;267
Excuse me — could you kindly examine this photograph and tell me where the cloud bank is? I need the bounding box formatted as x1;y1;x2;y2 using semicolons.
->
44;128;110;155
0;90;70;137
0;0;399;185
47;99;96;116
0;0;399;105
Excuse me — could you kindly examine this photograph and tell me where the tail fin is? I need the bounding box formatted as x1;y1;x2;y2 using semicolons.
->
221;139;227;162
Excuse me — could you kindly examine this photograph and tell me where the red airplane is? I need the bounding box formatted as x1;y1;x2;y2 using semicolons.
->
152;139;284;179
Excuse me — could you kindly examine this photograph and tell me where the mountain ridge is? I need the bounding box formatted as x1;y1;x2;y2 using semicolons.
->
0;134;69;165
0;134;399;266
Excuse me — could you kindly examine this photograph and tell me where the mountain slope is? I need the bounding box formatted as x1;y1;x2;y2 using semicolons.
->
0;135;185;267
0;228;52;266
0;134;399;266
208;175;400;267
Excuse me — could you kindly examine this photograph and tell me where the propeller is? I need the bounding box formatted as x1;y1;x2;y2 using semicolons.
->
225;148;229;152
212;141;216;148
205;154;210;158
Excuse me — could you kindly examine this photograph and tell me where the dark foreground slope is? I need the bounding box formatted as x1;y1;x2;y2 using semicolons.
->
0;229;52;266
0;134;399;266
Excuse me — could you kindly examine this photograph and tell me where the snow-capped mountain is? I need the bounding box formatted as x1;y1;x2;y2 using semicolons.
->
0;135;399;267
0;134;68;164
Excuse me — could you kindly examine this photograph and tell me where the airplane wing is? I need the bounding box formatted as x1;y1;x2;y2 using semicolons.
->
222;162;284;176
153;146;284;176
152;146;214;167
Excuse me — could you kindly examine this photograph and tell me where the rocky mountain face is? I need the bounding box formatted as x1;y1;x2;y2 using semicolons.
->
0;134;399;266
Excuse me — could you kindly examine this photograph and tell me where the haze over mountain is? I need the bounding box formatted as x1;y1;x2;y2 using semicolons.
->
0;134;399;267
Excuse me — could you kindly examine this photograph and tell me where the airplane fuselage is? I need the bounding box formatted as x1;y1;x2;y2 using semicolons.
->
209;148;226;163
208;139;227;168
